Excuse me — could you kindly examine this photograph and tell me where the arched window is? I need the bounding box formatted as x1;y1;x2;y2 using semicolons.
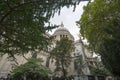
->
74;60;78;70
32;52;37;58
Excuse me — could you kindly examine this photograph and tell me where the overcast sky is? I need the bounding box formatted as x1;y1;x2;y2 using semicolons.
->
49;1;88;41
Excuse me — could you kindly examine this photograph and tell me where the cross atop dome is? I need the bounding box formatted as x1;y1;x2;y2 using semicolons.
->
60;22;64;27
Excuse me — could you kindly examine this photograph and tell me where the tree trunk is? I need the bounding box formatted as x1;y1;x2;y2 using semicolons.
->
61;60;66;79
23;74;26;80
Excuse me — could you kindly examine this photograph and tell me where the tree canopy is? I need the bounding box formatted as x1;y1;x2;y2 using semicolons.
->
11;58;51;80
90;57;111;76
0;0;81;56
77;0;120;77
50;37;75;78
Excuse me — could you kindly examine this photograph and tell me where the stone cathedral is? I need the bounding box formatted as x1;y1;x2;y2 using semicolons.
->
0;23;93;77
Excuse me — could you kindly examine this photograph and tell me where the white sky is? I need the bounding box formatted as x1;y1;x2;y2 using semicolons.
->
49;1;88;41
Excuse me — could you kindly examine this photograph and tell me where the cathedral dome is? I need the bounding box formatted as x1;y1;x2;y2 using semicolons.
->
54;27;69;35
53;23;74;41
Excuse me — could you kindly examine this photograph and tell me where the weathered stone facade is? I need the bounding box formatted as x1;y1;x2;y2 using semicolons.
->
0;23;93;78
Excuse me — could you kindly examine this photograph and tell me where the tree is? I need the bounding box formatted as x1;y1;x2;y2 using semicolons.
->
0;0;81;57
11;58;51;80
99;39;120;77
50;37;75;78
77;0;120;77
90;57;111;76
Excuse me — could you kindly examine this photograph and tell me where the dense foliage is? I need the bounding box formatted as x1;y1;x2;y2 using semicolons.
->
11;58;51;80
50;37;75;78
90;57;111;76
0;0;81;56
77;0;120;77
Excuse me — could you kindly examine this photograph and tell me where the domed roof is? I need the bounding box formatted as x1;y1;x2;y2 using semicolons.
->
54;27;70;35
53;22;74;41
